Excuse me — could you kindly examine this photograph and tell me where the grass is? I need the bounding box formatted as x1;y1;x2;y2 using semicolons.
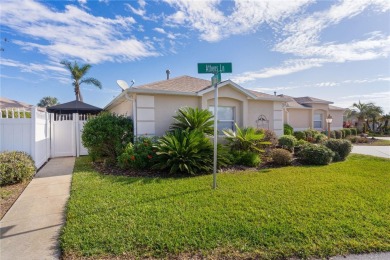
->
61;155;390;259
366;139;390;146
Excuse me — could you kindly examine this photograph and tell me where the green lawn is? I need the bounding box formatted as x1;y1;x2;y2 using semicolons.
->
61;155;390;259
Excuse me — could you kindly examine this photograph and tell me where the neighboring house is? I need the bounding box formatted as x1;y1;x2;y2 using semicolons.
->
105;76;290;137
280;95;345;131
0;97;46;112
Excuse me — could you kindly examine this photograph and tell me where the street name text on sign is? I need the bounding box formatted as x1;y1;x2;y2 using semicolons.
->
198;63;233;74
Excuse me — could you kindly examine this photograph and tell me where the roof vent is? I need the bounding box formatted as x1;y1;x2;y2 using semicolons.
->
166;69;171;80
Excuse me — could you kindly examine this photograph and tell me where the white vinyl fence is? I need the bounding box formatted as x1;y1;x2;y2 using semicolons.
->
0;107;50;168
1;107;90;169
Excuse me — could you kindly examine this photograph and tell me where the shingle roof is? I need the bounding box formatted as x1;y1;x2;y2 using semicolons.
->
248;90;276;98
293;96;332;104
277;94;308;108
135;75;211;93
0;97;46;111
329;105;346;110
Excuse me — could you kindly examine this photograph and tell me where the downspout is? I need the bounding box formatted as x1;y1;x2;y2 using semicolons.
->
125;92;137;142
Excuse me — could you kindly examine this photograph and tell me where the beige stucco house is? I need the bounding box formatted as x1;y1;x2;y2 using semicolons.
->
105;76;290;137
280;95;345;131
105;76;345;137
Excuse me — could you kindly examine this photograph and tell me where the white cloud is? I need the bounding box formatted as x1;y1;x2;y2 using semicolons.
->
334;91;390;113
232;58;325;83
234;0;390;83
164;0;312;42
1;0;158;64
154;28;166;34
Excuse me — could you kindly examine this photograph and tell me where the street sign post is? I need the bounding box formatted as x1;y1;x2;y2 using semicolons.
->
198;63;232;189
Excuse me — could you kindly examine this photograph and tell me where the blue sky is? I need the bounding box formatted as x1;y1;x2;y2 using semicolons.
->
1;0;389;113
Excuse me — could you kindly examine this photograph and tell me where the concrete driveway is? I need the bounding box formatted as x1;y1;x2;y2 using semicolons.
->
0;157;75;260
352;145;390;159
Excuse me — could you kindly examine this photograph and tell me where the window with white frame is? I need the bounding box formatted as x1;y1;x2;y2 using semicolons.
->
209;106;235;132
313;113;323;129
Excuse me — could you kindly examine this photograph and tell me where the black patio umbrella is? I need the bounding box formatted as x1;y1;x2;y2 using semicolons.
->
47;100;102;115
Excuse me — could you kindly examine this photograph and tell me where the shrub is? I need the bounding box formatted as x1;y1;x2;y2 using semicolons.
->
232;151;261;167
82;112;133;163
257;129;278;148
342;128;351;137
278;135;297;152
284;124;294;135
314;133;328;143
297;144;334;165
170;107;214;135
117;136;157;170
347;136;358;143
329;130;336;139
223;123;269;153
153;129;213;175
271;148;292;166
324;139;352;162
350;128;357;136
293;131;306;141
217;145;234;168
0;151;36;186
334;130;343;139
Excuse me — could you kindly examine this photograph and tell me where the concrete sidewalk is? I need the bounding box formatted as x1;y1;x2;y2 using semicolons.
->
351;145;390;159
0;157;75;260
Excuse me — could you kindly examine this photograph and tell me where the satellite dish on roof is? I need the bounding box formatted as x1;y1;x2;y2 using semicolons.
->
117;80;129;91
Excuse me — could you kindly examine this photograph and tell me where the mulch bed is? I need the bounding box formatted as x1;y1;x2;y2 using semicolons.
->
0;181;30;220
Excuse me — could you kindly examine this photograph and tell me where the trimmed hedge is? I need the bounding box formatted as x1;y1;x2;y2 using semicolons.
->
350;128;357;136
0;151;36;186
232;151;261;167
334;130;343;139
284;124;294;135
278;135;297;152
297;144;334;165
293;131;306;141
325;139;352;161
271;148;292;166
342;128;351;137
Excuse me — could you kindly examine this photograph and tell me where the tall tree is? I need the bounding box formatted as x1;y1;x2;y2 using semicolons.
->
61;60;102;102
350;101;370;132
366;103;384;132
37;96;60;107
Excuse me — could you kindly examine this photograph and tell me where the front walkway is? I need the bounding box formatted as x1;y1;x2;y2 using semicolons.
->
0;157;75;260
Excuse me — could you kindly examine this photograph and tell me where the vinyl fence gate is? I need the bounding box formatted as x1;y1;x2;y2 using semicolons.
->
50;113;89;158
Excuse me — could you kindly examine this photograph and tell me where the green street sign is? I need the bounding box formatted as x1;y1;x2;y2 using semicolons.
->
211;73;221;85
198;63;232;74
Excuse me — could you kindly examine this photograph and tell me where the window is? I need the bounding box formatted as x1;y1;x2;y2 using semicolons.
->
314;113;323;129
209;106;235;132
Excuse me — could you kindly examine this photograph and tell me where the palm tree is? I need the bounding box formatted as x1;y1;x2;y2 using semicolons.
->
37;96;59;108
351;101;371;132
61;60;102;102
170;107;214;135
366;104;384;132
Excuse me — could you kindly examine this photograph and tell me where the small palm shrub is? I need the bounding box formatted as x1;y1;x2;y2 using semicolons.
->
257;129;278;148
278;135;297;152
232;151;261;167
217;145;234;168
223;123;269;153
82;112;133;163
350;128;357;136
117;137;157;170
153;129;213;175
170;107;214;135
293;131;306;141
284;123;294;135
334;130;343;139
0;151;36;186
324;139;352;162
271;148;292;166
297;144;334;165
